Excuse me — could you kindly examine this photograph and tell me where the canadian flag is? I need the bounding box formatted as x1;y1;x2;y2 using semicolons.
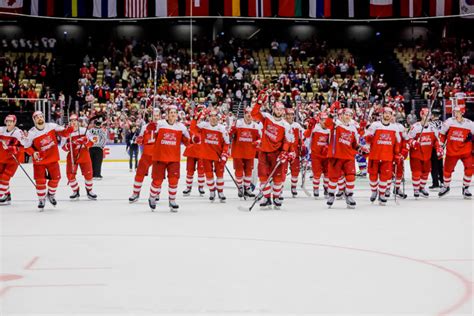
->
370;0;393;17
430;0;452;16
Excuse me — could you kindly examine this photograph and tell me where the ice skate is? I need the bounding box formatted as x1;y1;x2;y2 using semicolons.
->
129;193;139;203
336;191;344;200
419;188;429;198
209;190;216;202
69;190;80;200
148;197;156;211
259;197;272;209
182;187;192;196
345;193;356;209
385;190;391;198
38;199;45;211
323;188;328;199
244;187;255;198
394;188;407;199
237;186;244;198
169;200;179;212
438;186;450;197
198;187;205;196
291;187;298;198
273;197;282;210
327;193;335;208
0;193;11;205
218;192;226;203
414;190;420;198
378;195;387;206
313;189;319;198
86;190;98;200
47;193;57;206
462;186;472;199
370;191;378;203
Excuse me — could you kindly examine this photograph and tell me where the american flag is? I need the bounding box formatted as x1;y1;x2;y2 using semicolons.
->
125;0;147;18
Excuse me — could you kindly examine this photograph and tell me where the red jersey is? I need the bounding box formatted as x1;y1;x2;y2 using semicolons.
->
152;120;190;162
408;122;440;161
25;123;71;165
326;118;359;160
364;121;401;161
61;127;94;164
288;121;304;153
304;124;330;159
140;122;157;156
187;120;229;161
0;126;24;163
251;106;294;153
230;119;261;160
440;118;474;157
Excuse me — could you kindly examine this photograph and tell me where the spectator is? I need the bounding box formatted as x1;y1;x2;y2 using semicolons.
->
125;125;140;172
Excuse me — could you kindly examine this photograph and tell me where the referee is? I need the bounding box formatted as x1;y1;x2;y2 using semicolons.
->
429;108;444;189
88;118;107;180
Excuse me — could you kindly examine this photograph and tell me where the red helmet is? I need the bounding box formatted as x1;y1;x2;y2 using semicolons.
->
4;114;17;124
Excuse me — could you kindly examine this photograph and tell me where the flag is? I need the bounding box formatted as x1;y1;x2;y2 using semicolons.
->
370;0;393;17
30;0;54;15
429;0;452;16
400;0;423;16
248;0;271;17
460;0;474;18
309;0;331;18
0;0;23;12
93;0;117;17
64;0;88;17
125;0;147;17
155;0;178;16
224;0;241;16
278;0;303;17
185;0;209;16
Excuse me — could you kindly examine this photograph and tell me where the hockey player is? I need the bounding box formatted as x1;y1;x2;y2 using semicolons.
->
407;108;443;198
24;111;73;210
190;108;230;203
304;112;330;198
284;108;305;197
438;105;474;198
0;115;24;204
148;105;190;211
363;107;401;205
325;106;359;208
182;106;206;197
129;108;160;203
387;116;409;199
62;114;97;200
229;107;261;198
251;91;294;209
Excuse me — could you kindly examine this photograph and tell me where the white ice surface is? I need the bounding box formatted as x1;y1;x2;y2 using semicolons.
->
0;161;472;316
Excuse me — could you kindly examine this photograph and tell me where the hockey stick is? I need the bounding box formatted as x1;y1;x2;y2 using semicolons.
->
151;44;159;108
238;160;282;212
393;162;399;205
224;163;247;200
300;157;311;197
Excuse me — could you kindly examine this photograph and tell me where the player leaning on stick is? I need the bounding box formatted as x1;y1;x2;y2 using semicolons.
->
0;115;25;204
325;103;359;209
438;105;474;199
24;111;74;211
251;90;294;209
61;114;98;200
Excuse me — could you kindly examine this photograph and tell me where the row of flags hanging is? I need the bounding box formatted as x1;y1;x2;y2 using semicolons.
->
0;0;473;18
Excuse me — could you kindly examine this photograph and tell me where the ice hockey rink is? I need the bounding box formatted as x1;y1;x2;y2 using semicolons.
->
1;161;472;316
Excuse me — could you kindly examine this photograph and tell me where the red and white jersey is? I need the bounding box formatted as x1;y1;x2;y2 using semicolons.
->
152;120;190;163
61;127;94;164
304;124;330;159
25;123;70;165
288;121;304;153
251;111;294;153
364;121;401;161
188;120;229;161
0;126;24;163
230;119;261;160
140;122;157;156
326;118;359;160
407;122;439;161
440;117;474;157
